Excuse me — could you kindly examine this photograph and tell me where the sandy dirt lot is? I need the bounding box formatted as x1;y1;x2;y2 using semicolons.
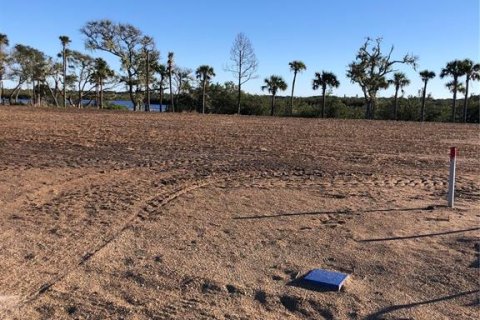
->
0;107;478;319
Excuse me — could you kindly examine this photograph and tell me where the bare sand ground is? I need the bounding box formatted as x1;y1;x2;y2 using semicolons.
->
0;107;478;319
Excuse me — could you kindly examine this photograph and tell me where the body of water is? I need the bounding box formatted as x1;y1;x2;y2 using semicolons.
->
6;98;167;112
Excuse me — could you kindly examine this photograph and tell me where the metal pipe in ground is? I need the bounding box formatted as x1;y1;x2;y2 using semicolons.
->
447;147;457;208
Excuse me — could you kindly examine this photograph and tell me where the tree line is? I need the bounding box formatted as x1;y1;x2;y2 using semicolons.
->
0;22;478;123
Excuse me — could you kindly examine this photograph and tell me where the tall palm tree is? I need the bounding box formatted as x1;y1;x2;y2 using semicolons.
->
459;59;480;123
261;75;288;116
92;58;114;109
312;71;340;118
440;60;463;122
167;52;175;112
288;60;306;115
195;65;215;114
59;35;71;108
0;33;8;105
388;72;410;120
419;70;436;122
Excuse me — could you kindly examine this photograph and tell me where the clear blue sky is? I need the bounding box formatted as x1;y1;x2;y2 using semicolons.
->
1;0;479;98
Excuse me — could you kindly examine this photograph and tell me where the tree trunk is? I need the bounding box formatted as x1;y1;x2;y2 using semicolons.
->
169;72;174;112
202;79;206;114
45;81;59;107
159;84;163;112
451;79;457;122
321;86;326;118
270;94;275;116
100;82;104;109
95;83;99;108
393;87;399;120
237;76;241;115
290;71;297;116
368;95;377;120
145;51;150;112
463;76;469;123
9;82;22;104
365;100;371;119
128;83;136;111
31;80;36;106
63;46;67;108
421;80;427;122
0;80;3;105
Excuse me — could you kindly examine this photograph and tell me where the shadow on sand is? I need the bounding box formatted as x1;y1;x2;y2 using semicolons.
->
357;227;480;242
364;290;479;320
233;206;437;220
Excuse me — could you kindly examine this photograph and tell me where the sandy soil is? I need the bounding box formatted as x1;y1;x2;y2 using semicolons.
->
0;106;478;319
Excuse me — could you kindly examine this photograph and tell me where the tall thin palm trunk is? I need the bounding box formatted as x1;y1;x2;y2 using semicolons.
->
321;86;326;118
290;71;297;115
99;83;104;108
62;46;67;108
452;79;458;122
169;72;174;112
421;81;427;121
393;87;399;120
270;94;275;116
202;79;206;114
463;77;470;123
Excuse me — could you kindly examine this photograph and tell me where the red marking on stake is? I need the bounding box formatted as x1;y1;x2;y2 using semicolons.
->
450;147;457;159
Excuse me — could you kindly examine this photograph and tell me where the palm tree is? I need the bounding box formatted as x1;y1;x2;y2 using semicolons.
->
195;65;215;114
59;35;71;108
459;59;480;123
0;33;8;105
92;58;114;109
440;60;463;122
312;71;340;118
387;72;410;120
261;75;287;116
419;70;436;121
288;60;306;115
167;52;175;112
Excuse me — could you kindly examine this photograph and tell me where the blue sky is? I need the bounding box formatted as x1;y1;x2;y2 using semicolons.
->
1;0;479;98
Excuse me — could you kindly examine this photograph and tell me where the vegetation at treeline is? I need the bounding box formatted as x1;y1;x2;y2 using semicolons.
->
0;20;478;123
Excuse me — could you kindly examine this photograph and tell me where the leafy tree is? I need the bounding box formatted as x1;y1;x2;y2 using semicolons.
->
312;71;340;118
67;50;96;108
195;65;215;114
138;37;158;112
226;33;258;114
288;60;306;115
0;33;8;105
388;72;410;120
208;81;237;114
91;58;115;108
419;70;436;121
59;35;71;107
346;37;417;119
81;19;157;111
173;67;193;111
261;75;287;116
38;58;63;107
8;44;49;105
459;59;480;122
440;60;464;122
167;52;175;111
